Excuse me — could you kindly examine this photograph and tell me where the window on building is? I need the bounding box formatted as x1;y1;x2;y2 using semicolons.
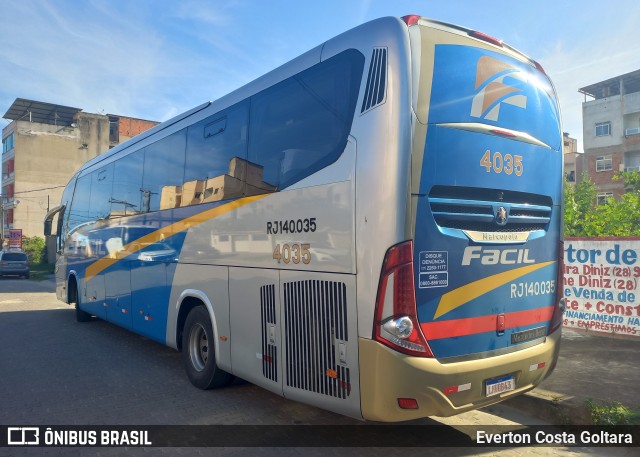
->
566;170;575;182
597;192;614;205
595;156;612;172
595;122;611;137
2;133;14;153
109;116;119;143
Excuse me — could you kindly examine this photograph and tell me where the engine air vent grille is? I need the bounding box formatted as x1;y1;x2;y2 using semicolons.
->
360;47;387;114
284;280;350;399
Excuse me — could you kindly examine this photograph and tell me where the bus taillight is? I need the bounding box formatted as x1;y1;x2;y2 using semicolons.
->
548;241;565;334
468;30;503;47
402;15;421;26
533;60;547;75
374;241;434;357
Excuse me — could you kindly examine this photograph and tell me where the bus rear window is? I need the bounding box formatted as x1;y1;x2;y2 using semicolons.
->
2;253;27;261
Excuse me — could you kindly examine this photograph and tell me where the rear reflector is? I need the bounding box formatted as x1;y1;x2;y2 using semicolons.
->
529;362;546;372
443;383;471;395
398;398;419;409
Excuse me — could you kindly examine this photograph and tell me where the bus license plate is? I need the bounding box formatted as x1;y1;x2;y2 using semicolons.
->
485;375;515;397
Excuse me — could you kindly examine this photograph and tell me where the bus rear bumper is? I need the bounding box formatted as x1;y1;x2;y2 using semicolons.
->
359;329;561;422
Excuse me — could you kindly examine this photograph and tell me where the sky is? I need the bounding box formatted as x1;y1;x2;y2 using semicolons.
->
1;0;639;153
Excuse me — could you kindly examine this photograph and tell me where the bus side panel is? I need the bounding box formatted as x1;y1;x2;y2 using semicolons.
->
229;267;282;396
336;17;414;339
55;255;68;302
105;261;133;330
130;257;170;341
82;273;107;320
166;264;231;370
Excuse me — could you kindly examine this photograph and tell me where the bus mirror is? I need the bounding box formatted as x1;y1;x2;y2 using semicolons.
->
44;204;64;238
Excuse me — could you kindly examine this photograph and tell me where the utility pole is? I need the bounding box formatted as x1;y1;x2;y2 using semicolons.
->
0;195;4;250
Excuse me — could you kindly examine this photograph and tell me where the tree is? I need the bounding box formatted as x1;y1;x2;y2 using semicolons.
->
564;173;598;236
564;171;640;237
614;170;640;193
22;236;46;265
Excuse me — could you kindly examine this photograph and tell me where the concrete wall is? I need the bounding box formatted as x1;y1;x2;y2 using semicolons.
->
9;115;110;237
623;91;640;116
564;151;581;184
563;134;578;154
582;96;623;150
2;108;158;253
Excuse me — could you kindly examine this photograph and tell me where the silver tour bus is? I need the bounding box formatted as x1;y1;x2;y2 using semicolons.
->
47;15;564;421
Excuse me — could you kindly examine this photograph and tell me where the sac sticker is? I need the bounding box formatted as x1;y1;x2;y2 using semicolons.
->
419;251;448;288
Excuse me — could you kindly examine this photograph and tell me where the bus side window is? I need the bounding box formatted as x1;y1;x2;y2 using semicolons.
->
67;173;92;233
183;101;251;204
248;49;363;191
112;150;143;217
89;163;115;221
55;180;75;252
142;129;187;212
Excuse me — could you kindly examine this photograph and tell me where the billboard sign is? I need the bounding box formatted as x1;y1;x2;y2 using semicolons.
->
9;229;22;249
563;238;640;338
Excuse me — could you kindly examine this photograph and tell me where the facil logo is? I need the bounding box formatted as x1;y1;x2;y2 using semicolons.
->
470;56;527;121
462;246;535;266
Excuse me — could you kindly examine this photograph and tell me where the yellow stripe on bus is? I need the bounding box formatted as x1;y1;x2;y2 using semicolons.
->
433;261;555;320
85;194;267;282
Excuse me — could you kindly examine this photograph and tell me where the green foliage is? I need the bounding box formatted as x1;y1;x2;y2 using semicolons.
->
22;236;46;265
614;170;640;192
564;173;597;236
564;171;640;237
585;399;640;425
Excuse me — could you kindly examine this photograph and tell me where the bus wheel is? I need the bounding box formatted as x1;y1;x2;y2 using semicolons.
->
182;306;234;390
73;284;91;322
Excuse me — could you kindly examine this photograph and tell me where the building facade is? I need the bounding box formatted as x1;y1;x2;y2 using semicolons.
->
562;132;582;186
1;98;158;245
579;69;640;204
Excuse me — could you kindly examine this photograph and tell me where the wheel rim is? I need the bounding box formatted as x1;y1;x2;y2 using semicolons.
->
188;323;209;372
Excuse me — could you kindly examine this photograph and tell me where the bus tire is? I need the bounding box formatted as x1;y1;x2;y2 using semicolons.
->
182;306;234;390
72;284;91;323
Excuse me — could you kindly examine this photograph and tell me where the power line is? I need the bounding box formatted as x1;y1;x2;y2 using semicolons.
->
11;185;66;195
